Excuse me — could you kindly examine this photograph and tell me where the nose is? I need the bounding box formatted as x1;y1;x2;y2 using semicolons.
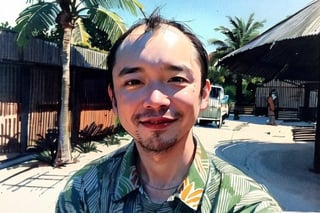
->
143;87;170;110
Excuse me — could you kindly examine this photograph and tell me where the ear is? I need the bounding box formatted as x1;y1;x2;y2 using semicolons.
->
200;79;211;111
108;85;118;116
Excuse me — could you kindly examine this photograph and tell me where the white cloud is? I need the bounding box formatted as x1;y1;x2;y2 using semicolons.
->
0;1;27;26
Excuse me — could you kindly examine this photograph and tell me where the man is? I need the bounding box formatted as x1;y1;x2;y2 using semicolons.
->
56;12;281;212
267;89;277;125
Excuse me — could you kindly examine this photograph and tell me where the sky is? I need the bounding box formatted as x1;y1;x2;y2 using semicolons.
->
0;0;313;52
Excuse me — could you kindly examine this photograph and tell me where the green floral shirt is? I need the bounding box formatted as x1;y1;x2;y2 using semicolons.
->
56;136;281;213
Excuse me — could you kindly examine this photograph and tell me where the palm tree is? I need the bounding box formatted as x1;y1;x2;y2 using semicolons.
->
14;0;143;166
209;13;265;112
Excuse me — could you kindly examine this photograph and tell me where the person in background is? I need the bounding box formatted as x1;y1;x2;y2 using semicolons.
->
56;11;282;213
267;89;278;125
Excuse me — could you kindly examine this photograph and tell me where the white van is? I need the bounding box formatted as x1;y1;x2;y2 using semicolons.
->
197;85;229;128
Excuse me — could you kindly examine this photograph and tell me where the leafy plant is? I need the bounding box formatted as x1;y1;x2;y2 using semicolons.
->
27;129;58;167
73;141;100;153
0;22;14;31
113;124;127;137
74;121;129;154
100;134;126;146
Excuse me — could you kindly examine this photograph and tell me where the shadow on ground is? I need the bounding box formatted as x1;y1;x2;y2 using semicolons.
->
215;141;320;212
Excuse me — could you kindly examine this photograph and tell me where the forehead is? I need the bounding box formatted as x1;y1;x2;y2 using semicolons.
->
125;23;190;44
114;24;200;72
116;23;197;60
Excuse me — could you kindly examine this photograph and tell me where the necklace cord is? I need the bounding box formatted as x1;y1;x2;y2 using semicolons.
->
140;178;182;191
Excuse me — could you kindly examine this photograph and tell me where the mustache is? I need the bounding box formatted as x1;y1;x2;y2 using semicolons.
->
134;108;182;120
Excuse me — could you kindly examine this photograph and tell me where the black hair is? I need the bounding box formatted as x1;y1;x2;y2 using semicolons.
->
107;10;208;93
269;89;277;96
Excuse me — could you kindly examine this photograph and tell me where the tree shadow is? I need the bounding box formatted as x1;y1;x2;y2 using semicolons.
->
215;141;320;211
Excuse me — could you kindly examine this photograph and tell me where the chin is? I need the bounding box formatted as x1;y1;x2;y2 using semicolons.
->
137;134;178;152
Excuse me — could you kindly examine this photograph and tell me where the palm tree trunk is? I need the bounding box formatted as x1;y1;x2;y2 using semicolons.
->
55;27;73;165
235;74;243;104
233;74;243;120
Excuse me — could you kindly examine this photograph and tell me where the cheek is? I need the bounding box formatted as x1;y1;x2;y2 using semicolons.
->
116;88;141;102
174;85;200;106
115;90;143;113
118;93;135;103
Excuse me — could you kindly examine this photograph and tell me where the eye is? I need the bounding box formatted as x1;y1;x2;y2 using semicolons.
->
169;76;188;83
125;79;141;87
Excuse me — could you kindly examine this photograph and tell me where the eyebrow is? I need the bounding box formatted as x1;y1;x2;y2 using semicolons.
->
118;63;192;77
118;67;141;77
167;64;192;73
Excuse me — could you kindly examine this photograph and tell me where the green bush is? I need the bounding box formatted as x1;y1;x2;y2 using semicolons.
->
73;141;100;153
27;129;58;167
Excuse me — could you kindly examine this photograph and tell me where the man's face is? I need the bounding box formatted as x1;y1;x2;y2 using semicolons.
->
109;24;209;153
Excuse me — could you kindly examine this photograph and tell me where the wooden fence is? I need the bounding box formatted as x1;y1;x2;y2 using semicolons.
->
0;101;116;153
0;102;20;152
0;63;116;153
0;31;115;155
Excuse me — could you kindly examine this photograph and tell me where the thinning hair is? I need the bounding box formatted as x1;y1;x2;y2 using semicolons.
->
107;10;208;92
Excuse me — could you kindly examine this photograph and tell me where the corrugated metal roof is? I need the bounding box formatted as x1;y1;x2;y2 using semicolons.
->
223;0;320;58
0;31;107;70
218;0;320;81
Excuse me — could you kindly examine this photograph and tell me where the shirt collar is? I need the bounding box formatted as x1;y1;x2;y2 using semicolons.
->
112;135;211;211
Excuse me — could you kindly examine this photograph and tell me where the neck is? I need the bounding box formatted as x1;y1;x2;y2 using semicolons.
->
137;135;196;202
137;134;195;182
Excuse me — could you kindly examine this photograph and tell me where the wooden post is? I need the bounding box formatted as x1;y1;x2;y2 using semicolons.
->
313;87;320;173
20;66;30;153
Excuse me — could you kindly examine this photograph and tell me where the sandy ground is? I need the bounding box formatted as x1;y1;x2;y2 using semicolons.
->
0;135;132;213
0;115;319;212
193;115;320;212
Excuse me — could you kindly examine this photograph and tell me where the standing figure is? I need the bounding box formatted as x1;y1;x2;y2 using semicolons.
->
267;89;277;125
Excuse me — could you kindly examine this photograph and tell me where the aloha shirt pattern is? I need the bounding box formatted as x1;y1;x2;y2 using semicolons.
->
56;136;282;213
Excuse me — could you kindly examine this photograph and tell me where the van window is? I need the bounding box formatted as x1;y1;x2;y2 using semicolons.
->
210;87;221;98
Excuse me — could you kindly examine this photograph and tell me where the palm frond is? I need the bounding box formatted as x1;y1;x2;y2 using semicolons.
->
214;26;229;33
72;18;91;46
245;13;255;31
15;2;60;46
82;0;143;16
208;39;228;49
227;16;239;29
89;8;126;44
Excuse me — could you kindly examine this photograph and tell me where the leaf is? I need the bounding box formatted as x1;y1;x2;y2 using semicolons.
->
15;2;60;46
89;8;127;44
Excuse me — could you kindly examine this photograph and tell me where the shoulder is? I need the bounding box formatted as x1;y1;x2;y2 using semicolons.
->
72;143;129;181
55;144;131;212
210;156;282;212
60;143;130;195
210;155;258;182
210;155;265;189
